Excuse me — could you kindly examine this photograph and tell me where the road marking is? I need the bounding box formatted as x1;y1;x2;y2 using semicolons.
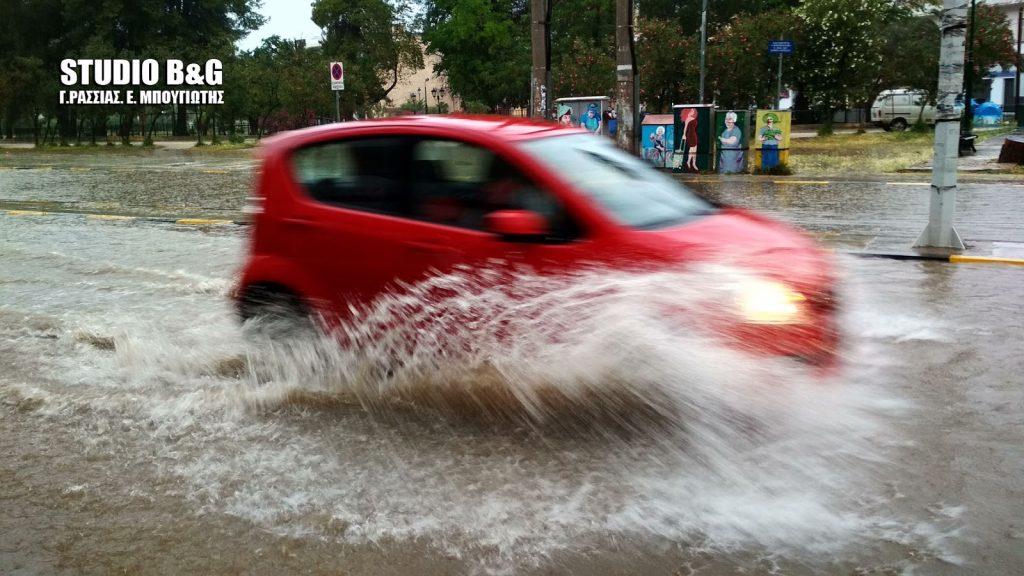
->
5;210;50;216
201;169;229;174
773;180;830;185
87;214;135;221
175;218;233;226
949;255;1024;266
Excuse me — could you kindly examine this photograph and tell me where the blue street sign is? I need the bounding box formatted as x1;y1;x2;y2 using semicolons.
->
768;40;794;55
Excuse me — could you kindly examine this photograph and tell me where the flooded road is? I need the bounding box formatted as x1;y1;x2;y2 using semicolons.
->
2;150;1023;575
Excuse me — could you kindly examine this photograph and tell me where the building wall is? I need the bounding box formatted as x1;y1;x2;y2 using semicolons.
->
386;44;461;113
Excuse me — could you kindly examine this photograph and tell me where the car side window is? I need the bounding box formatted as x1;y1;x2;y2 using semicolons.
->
291;137;413;216
410;139;580;241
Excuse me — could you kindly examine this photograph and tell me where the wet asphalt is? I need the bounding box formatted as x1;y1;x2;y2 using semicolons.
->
1;148;1022;575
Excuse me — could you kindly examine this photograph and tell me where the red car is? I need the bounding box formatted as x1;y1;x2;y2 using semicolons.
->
235;116;838;367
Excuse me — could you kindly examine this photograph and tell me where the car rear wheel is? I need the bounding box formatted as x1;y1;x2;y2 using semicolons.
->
238;285;315;339
890;118;908;132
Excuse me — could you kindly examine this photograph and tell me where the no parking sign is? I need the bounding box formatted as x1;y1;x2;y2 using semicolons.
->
330;62;344;91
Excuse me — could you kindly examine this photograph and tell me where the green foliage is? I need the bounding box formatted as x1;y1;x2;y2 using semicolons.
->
636;18;698;112
969;5;1018;94
553;38;615;98
422;0;530;110
794;0;893;119
707;9;801;109
313;0;424;116
462;100;491;113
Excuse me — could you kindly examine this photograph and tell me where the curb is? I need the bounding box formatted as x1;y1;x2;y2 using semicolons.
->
851;251;1024;267
3;209;243;226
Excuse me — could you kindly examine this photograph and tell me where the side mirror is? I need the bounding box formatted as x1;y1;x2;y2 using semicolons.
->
483;209;548;242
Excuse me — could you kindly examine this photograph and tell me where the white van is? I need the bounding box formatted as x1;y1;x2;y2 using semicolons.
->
871;89;936;131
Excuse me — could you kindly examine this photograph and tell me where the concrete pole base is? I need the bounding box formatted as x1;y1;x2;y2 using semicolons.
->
913;224;965;251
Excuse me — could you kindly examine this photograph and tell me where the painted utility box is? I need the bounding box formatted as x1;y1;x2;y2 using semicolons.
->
555;96;611;136
754;109;791;171
714;110;751;174
641;114;675;169
672;104;715;173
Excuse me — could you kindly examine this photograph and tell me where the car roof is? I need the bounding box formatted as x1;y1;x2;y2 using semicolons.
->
260;114;583;154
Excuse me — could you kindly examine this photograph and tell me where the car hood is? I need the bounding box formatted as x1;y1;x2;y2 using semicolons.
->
641;208;834;289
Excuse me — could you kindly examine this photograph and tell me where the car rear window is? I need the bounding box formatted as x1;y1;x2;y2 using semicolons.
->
291;137;413;216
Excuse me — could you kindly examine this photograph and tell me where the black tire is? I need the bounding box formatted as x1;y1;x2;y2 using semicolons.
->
238;285;315;338
890;118;908;132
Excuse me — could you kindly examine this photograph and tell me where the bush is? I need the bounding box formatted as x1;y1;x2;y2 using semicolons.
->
463;100;490;114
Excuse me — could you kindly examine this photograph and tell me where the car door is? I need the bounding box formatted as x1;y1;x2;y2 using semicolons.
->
287;136;442;312
402;137;593;279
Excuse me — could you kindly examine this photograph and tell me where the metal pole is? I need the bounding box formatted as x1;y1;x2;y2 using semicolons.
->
615;0;636;153
1016;6;1022;127
334;92;340;122
776;53;783;110
962;0;976;137
698;0;708;103
915;0;967;250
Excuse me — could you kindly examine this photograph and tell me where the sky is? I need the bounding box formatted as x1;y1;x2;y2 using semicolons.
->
237;0;322;51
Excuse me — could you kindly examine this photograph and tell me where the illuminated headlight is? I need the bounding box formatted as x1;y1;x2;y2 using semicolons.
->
735;279;807;324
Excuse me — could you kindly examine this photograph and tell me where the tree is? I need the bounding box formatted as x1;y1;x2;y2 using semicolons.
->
635;17;698;112
967;4;1018;99
552;37;615;97
707;8;802;110
422;0;531;110
793;0;893;133
313;0;424;118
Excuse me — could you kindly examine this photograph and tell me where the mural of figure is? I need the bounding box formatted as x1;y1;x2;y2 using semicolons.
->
580;103;602;134
759;112;784;170
718;111;745;174
648;126;667;166
679;107;699;172
557;104;574;126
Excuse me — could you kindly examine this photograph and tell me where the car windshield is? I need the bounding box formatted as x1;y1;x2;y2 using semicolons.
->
518;133;715;229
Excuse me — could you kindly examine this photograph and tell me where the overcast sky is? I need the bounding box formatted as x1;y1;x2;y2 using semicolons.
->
238;0;322;51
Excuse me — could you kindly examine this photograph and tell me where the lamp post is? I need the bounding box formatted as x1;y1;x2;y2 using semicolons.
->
961;0;977;152
431;87;446;114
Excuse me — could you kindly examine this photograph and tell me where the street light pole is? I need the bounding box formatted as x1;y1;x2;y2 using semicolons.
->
698;0;709;103
915;0;967;250
1016;6;1022;128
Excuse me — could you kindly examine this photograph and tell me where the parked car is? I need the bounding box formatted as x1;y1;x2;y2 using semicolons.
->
234;116;839;367
871;89;936;131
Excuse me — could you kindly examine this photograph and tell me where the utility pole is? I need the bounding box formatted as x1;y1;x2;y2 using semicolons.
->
915;0;968;250
698;0;709;103
530;0;551;118
615;0;637;153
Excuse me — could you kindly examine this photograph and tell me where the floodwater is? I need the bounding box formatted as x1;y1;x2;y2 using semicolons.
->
1;149;1023;575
